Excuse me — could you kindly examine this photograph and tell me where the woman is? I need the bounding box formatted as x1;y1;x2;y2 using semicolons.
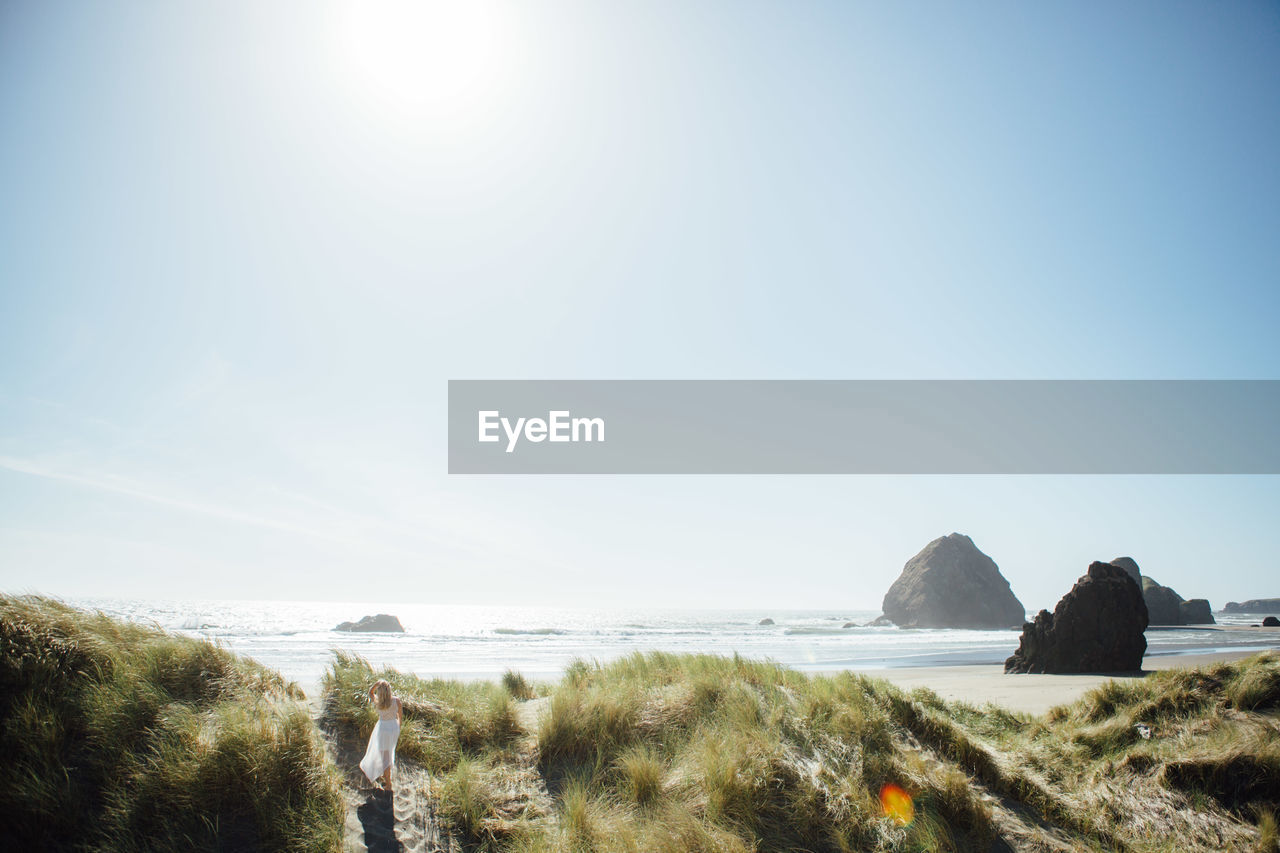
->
359;679;402;792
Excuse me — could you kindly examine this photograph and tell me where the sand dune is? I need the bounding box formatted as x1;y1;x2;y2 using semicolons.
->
316;650;1276;850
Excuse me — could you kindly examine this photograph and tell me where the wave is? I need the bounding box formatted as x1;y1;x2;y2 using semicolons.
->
175;618;220;630
493;628;566;636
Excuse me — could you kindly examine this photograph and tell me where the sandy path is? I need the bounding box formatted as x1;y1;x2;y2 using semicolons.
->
313;697;455;853
316;696;551;853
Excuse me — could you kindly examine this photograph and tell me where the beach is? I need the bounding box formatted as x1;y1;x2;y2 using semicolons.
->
855;648;1275;714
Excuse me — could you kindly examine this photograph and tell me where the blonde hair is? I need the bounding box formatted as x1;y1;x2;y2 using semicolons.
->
372;680;392;710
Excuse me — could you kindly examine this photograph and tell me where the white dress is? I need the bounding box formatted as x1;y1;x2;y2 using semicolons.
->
359;697;401;783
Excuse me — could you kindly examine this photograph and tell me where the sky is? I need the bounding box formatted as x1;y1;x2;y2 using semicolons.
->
1;1;1278;611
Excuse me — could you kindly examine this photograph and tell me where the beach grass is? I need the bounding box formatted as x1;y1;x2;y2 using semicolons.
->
7;595;1278;852
0;594;344;853
322;650;1280;852
527;652;997;852
503;668;538;701
909;651;1280;850
322;650;523;774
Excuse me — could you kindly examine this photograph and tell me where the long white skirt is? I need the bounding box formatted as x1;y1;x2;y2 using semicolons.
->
359;718;400;783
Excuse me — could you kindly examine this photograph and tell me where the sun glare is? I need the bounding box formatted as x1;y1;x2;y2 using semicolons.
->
879;783;915;826
332;0;512;123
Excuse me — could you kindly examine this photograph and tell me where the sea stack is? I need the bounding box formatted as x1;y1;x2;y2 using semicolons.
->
1005;561;1148;673
1109;557;1215;626
881;533;1026;629
1109;556;1142;586
1141;577;1187;626
334;614;405;633
1179;599;1215;625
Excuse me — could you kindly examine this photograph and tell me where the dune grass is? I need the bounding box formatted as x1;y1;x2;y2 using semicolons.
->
923;651;1280;850
0;594;343;853
321;650;1280;852
527;652;996;853
501;668;543;701
14;595;1276;852
322;650;523;773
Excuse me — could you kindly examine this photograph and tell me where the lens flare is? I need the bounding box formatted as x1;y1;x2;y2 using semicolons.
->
879;783;914;825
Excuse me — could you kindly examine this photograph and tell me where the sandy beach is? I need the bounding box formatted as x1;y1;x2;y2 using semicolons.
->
850;648;1274;714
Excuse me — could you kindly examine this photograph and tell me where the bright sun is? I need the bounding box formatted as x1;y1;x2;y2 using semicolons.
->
332;0;511;123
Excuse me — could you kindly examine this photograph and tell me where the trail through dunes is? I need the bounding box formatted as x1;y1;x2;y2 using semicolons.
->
316;697;551;853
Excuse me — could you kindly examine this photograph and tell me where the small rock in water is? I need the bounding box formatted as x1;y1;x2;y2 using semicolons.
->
1263;616;1280;627
758;618;775;626
334;614;405;633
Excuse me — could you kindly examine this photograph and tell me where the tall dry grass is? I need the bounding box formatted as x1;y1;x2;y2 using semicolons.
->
320;649;1280;852
0;594;343;852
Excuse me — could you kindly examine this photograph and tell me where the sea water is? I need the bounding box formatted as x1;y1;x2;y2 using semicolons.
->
70;598;1277;693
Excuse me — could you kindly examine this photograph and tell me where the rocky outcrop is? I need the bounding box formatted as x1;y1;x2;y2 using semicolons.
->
869;615;894;627
1179;599;1215;625
1005;562;1148;673
1109;557;1142;587
1224;599;1280;613
758;618;775;626
1109;558;1213;625
881;533;1025;629
842;621;857;628
1264;616;1280;628
1142;577;1186;626
334;614;405;633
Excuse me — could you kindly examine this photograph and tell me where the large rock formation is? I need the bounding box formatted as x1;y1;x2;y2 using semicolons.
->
1179;599;1215;625
881;533;1025;629
334;614;405;633
1141;577;1187;626
1224;599;1280;613
1263;616;1280;628
1109;558;1214;625
1005;562;1148;673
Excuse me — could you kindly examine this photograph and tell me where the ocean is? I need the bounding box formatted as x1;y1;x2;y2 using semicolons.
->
72;598;1279;693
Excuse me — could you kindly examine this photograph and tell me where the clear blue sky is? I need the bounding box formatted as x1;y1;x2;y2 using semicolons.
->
2;1;1278;610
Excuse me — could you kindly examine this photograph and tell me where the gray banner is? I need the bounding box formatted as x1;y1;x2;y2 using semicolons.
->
447;380;1280;474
